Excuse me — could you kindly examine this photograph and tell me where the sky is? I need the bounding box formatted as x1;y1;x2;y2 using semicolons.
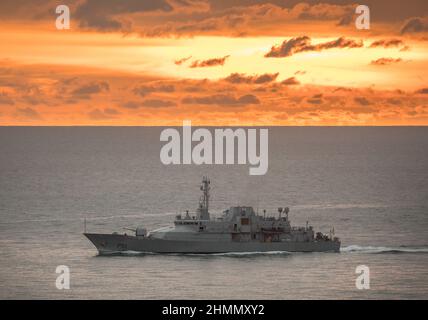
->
0;0;427;125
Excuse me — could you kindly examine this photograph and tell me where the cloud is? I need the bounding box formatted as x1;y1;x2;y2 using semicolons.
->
303;93;323;105
0;0;63;20
1;60;427;125
74;0;211;32
386;98;402;105
354;97;371;105
237;94;260;104
336;14;354;26
121;90;178;110
223;72;279;84
291;2;356;27
16;107;40;119
0;92;14;105
265;36;363;58
400;17;428;34
182;93;260;105
71;81;110;96
281;77;300;85
142;13;246;37
75;0;174;31
292;2;354;21
346;106;376;114
141;99;177;107
174;56;192;65
104;108;120;115
121;101;141;109
415;88;428;94
189;55;230;68
307;94;323;104
369;39;405;48
88;108;118;120
265;36;310;58
133;83;175;97
140;2;357;37
370;58;402;65
3;1;428;40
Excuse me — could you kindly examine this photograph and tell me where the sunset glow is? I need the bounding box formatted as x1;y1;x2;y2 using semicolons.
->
1;1;427;125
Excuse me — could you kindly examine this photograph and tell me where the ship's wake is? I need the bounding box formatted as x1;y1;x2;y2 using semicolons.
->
340;245;428;254
99;250;292;257
97;246;428;258
208;251;292;257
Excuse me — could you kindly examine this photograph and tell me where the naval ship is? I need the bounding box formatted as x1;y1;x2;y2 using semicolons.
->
84;177;340;254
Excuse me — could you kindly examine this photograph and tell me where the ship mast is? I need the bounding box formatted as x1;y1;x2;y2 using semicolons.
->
198;176;210;220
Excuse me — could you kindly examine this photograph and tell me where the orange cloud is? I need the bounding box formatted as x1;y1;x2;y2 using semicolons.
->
141;99;177;108
182;94;260;106
265;36;363;58
1;0;428;127
370;58;403;65
401;17;428;34
139;2;356;37
189;55;230;68
174;56;192;65
369;39;405;48
281;77;300;85
88;108;120;120
0;92;14;105
71;81;110;97
223;73;279;84
16;107;41;120
1;60;427;126
2;1;428;39
415;88;428;94
133;84;175;97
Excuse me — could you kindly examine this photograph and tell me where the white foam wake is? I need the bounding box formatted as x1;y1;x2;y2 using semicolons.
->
341;245;428;254
98;247;428;257
103;250;292;257
210;251;291;257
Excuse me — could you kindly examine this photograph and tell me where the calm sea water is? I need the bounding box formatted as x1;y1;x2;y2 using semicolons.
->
0;127;427;299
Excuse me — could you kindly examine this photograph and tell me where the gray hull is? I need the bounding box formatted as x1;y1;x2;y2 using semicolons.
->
84;233;341;255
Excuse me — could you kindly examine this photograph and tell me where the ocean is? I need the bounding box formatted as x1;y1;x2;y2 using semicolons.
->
0;127;427;299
